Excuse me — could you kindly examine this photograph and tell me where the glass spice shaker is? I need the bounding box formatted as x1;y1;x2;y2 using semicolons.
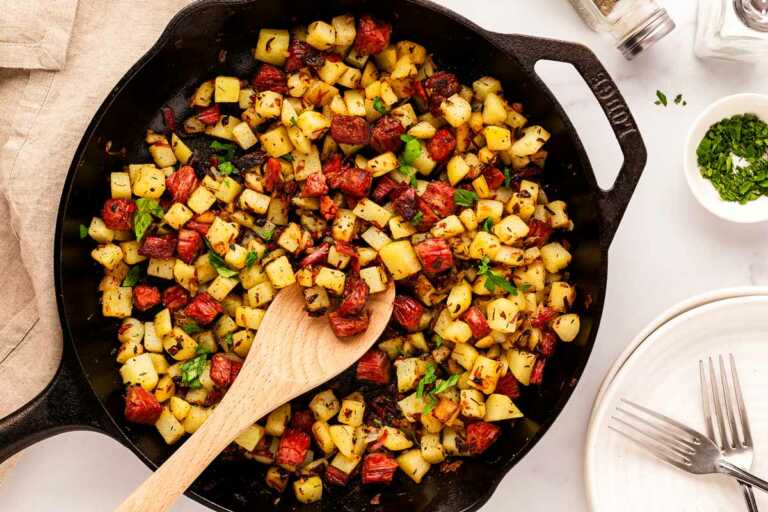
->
568;0;676;59
695;0;768;62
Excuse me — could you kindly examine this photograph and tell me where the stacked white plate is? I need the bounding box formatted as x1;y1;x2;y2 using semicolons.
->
586;287;768;511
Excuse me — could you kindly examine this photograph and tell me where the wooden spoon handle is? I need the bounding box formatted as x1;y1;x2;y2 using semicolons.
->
115;383;281;512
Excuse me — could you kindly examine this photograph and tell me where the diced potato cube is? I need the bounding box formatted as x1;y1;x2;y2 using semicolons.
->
88;217;115;243
332;14;356;46
361;226;391;250
265;403;291;436
172;259;196;293
431;215;465;239
260;125;294;158
493;214;529;243
315;267;345;295
120;353;159;391
182;405;211;433
254;90;283;119
187;186;216;214
353;198;393;227
389;216;417;239
513;260;546;292
102;288;132;319
148;142;177;169
163;203;193;230
309;390;340;421
468;232;502;260
379;240;422;280
472;76;502;101
246;280;275;308
511;125;550;157
329;424;357;457
231;121;258;150
304;80;340;106
397;449;431;483
548;282;576;312
395;358;427;393
265;255;296;288
214;76;240;103
446;155;471;185
460;389;486;419
507;348;537;386
235;306;265;330
451;342;479;370
484;393;523;421
441;94;471;127
375;45;398;73
231;330;254;358
381;427;413;451
472;175;492;199
476;199;504;223
408;121;437;139
277;222;302;253
486;298;521;333
92;243;124;270
312;421;336;454
206;217;240;255
154;374;175;402
338;398;365;427
420;433;445;464
191;80;215;107
207;276;238;302
468;355;503;394
155;408;184;445
482;93;508;125
110;172;132;199
294;476;322;504
307;21;336;50
239;189;271;214
359;266;388;294
540;242;572;273
446;280;472;319
552;313;580;342
143;322;162;353
484;125;512;151
317;59;348;85
162;327;198;361
169;396;191;421
366;151;399;177
254;28;290;65
147;258;175;280
153;309;173;339
235;424;265;451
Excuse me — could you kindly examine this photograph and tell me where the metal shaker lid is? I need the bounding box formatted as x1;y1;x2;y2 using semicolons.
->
618;8;676;60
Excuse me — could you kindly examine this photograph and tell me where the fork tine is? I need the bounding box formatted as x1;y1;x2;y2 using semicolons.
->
615;407;697;452
699;360;716;442
611;415;695;459
620;398;704;442
708;357;730;449
608;425;689;470
719;354;742;448
729;353;753;447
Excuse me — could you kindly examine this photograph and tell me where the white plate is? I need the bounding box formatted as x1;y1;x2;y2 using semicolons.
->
586;294;768;511
684;93;768;223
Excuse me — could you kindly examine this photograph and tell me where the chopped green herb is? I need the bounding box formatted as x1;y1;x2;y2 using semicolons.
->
290;116;299;127
133;198;164;240
373;97;387;115
245;251;259;268
281;154;294;163
258;228;274;242
195;343;215;355
519;283;531;293
673;94;687;106
222;333;234;350
432;374;460;395
416;363;437;399
697;114;768;204
433;334;444;347
210;140;236;162
410;211;424;226
208;251;239;278
654;90;668;107
481;217;494;232
179;355;207;388
182;322;204;335
79;224;88;239
218;161;236;176
503;167;512;187
477;256;519;295
398;163;418;186
454;189;477;207
423;394;438;415
400;134;422;165
122;265;142;287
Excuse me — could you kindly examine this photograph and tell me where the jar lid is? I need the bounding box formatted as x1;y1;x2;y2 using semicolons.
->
735;0;768;32
618;9;676;60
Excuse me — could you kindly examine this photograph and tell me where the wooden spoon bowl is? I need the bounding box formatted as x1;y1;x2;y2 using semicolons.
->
116;282;395;512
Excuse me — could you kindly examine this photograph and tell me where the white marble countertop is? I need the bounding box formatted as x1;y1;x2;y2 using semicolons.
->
2;0;768;510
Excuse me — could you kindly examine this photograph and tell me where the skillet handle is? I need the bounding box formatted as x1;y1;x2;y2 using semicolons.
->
485;33;647;245
0;340;120;463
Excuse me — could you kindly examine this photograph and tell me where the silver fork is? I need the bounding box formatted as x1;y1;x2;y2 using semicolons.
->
700;354;758;511
609;398;768;493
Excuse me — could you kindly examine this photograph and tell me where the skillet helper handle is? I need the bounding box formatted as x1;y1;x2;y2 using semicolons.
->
0;343;118;463
485;33;647;245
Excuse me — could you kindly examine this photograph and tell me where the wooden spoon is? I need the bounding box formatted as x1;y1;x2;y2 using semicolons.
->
116;282;395;512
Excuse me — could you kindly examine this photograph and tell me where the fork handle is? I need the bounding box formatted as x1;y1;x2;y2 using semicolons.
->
720;461;768;495
740;483;759;512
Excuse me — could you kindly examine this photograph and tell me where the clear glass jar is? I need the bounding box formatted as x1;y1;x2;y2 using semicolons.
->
568;0;676;59
695;0;768;62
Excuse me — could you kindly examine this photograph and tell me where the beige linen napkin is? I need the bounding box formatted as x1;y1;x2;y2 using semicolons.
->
0;0;79;70
0;0;195;481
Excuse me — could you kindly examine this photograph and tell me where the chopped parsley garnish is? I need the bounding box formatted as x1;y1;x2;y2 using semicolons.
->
245;250;260;268
654;90;668;107
674;94;687;106
410;211;424;226
432;373;460;395
210;140;236;162
281;154;294;163
195;342;215;355
697;114;768;203
398;163;418;187
416;363;437;399
400;134;422;165
373;97;387;115
179;355;207;389
478;256;519;295
133;198;164;240
182;322;204;335
454;189;477;207
222;333;234;350
218;161;236;176
79;224;88;239
208;251;239;278
290;116;298;127
257;228;274;242
481;217;494;232
503;167;512;187
416;364;460;414
433;334;444;347
122;265;142;287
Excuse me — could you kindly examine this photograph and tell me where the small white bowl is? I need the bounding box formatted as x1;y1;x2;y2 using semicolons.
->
684;93;768;223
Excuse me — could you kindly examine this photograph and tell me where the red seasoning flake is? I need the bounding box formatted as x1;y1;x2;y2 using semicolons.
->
124;385;163;425
356;349;391;385
361;453;398;484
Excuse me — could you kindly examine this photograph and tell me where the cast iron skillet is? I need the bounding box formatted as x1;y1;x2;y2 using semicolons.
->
0;0;646;510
